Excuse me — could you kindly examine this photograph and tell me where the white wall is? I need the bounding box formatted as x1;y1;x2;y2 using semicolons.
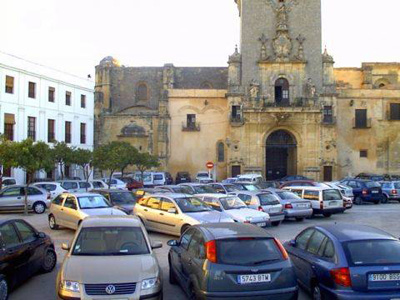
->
0;52;94;184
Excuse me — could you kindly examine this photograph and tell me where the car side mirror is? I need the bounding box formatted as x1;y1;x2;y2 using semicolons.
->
167;240;179;247
61;243;70;251
151;241;163;250
36;232;46;239
168;208;177;214
290;239;297;247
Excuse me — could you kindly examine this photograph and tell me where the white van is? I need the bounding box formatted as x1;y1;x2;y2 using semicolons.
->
283;186;345;217
237;174;263;184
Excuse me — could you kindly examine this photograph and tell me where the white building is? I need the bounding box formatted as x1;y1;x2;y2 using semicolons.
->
0;51;94;184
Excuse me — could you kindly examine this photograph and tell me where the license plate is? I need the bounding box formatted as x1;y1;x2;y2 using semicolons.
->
329;201;338;207
370;273;400;282
372;191;379;194
238;273;271;284
297;204;308;208
270;208;280;213
256;222;266;227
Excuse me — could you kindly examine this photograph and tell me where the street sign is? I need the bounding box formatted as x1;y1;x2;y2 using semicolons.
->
206;161;214;169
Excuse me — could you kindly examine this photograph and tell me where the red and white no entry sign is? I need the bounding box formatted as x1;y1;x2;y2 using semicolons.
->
206;161;214;169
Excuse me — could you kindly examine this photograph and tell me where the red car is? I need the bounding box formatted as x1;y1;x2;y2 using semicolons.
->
120;177;144;191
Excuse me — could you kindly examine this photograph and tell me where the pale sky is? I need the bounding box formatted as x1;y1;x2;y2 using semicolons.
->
1;0;399;78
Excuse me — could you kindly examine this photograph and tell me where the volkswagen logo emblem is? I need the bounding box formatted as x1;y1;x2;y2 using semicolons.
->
105;285;116;295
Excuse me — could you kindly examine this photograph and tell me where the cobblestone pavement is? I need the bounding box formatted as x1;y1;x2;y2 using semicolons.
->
5;203;400;300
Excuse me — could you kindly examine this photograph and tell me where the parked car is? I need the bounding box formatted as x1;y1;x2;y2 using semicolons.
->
235;191;285;226
233;182;261;192
56;216;163;300
1;177;16;188
48;193;126;230
154;185;189;194
195;171;213;183
33;182;67;199
119;177;144;191
101;178;127;190
0;185;50;214
221;177;238;184
134;193;233;236
340;179;383;205
198;194;270;228
355;173;389;181
258;181;281;189
237;173;263;184
90;179;108;189
207;183;240;195
133;172;155;187
178;183;217;195
133;188;168;201
59;180;93;193
280;180;319;188
175;172;191;184
285;224;400;300
280;175;311;182
283;186;345;217
0;219;57;300
380;181;400;203
268;189;313;221
324;182;354;209
168;223;298;300
92;189;137;214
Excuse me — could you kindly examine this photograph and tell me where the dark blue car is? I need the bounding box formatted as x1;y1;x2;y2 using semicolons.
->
285;224;400;300
340;179;383;205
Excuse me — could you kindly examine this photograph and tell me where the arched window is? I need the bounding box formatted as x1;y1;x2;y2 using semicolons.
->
275;78;289;106
217;142;225;162
137;83;149;101
200;81;213;89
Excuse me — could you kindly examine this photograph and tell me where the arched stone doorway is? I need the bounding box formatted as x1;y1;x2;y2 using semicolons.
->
265;130;297;180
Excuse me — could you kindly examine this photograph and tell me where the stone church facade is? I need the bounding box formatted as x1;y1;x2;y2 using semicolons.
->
94;0;400;181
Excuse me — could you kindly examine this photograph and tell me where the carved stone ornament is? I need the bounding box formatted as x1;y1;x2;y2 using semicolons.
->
249;79;260;99
304;78;317;99
258;34;270;61
163;64;175;89
273;32;292;62
266;0;299;12
228;45;242;63
294;34;306;61
273;112;291;124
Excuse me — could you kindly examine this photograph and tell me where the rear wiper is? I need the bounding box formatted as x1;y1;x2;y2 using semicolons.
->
252;259;279;265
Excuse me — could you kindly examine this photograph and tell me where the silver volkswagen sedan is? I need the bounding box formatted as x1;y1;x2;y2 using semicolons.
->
134;193;233;236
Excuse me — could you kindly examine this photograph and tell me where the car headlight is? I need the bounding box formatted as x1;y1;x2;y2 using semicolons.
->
141;277;160;290
61;280;80;292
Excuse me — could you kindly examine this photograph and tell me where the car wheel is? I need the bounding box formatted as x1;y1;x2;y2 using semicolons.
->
312;284;323;300
271;221;281;227
49;215;59;230
382;195;388;204
295;217;304;222
0;276;8;300
374;200;380;205
181;225;190;236
41;249;57;273
33;201;46;214
354;197;362;205
323;213;332;218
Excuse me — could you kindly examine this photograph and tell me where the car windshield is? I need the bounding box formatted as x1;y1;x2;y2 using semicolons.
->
72;227;149;256
244;184;260;191
323;189;342;201
78;195;110;209
365;181;381;188
179;186;195;194
120;178;132;184
220;197;247;210
217;238;282;266
257;193;281;205
197;173;209;178
111;192;136;204
171;187;186;193
344;240;400;266
276;191;301;200
193;186;216;194
224;185;239;192
175;197;212;213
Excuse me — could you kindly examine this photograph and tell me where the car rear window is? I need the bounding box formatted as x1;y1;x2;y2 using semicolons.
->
323;189;342;201
395;183;400;189
344;240;400;266
217;238;282;266
257;193;280;205
365;181;381;188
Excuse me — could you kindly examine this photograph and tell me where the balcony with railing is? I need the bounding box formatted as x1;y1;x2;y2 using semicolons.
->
182;122;200;132
322;116;337;125
230;115;244;126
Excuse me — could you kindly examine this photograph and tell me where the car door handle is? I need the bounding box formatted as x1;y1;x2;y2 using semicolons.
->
144;209;148;212
160;213;164;216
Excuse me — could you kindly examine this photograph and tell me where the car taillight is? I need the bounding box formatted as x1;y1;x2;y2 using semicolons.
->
362;189;368;195
258;206;264;212
273;238;289;260
205;240;217;263
330;268;352;287
392;189;397;195
285;203;293;209
47;192;51;200
320;201;324;210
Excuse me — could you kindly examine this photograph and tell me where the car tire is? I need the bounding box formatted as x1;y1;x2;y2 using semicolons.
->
374;200;380;205
312;284;323;300
33;201;46;214
181;225;190;236
48;215;59;230
354;197;363;205
295;217;304;222
0;275;8;300
271;221;281;227
323;213;332;218
41;249;57;273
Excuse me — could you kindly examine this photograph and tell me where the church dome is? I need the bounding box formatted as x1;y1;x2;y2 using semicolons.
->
99;56;121;67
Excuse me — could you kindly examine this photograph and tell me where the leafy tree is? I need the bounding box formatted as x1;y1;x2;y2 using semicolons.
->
118;142;138;177
133;152;160;182
0;135;17;189
50;142;74;180
71;148;93;183
13;139;53;214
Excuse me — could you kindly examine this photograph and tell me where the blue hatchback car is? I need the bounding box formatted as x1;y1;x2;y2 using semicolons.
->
340;179;383;205
285;224;400;300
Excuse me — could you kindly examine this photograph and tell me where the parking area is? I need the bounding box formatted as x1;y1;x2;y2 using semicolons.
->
5;203;400;300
